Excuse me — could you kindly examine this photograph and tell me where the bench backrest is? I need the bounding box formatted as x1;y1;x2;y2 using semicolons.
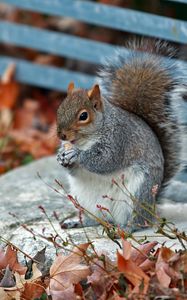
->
0;0;186;96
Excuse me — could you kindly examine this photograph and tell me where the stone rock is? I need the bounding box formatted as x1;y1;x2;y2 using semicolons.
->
0;156;73;236
0;155;187;266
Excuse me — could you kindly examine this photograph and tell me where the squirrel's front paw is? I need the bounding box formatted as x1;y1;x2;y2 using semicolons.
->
57;144;79;167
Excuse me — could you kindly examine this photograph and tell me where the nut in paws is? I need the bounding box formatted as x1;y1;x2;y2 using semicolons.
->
57;147;79;167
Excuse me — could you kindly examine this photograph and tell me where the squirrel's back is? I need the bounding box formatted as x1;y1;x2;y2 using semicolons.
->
99;40;187;184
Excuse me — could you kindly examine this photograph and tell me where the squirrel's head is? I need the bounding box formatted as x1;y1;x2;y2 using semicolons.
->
57;82;104;144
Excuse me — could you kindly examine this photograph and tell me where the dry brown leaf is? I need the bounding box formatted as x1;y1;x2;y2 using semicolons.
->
1;64;16;84
0;108;12;133
7;97;57;158
121;239;157;273
0;245;27;275
0;265;16;288
0;288;9;300
0;81;20;109
122;239;132;260
155;247;174;288
9;127;57;158
139;258;155;272
74;282;84;298
0;263;43;300
155;247;182;288
13;99;39;129
87;257;115;299
48;243;90;297
20;281;46;300
112;290;127;300
0;287;20;300
49;284;77;300
155;265;171;289
0;64;19;110
0;165;6;175
117;251;149;294
130;241;157;266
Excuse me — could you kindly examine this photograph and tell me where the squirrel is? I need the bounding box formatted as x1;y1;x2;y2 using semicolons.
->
56;39;186;231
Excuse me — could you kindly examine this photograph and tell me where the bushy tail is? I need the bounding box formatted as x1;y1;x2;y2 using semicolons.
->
99;40;186;183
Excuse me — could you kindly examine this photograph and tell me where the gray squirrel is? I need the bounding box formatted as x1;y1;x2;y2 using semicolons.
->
56;40;186;230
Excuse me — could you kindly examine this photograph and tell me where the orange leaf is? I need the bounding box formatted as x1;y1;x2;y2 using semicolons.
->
1;64;16;84
121;239;157;273
0;82;20;109
20;281;46;300
122;239;132;260
0;245;27;275
0;64;19;110
117;251;149;294
74;283;83;297
13;99;39;129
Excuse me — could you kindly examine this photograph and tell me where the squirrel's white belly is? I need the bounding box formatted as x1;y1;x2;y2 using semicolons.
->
68;166;144;226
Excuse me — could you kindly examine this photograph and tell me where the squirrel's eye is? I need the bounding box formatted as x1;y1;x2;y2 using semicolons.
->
79;111;88;121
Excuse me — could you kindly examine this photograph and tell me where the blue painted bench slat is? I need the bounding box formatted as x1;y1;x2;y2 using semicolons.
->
166;0;187;4
0;21;121;65
0;56;95;90
0;0;186;92
2;0;187;43
1;20;187;69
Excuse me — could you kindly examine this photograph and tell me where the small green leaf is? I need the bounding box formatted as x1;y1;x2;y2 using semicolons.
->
22;154;34;165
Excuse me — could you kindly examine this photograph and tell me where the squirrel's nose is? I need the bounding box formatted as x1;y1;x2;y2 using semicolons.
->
61;133;67;140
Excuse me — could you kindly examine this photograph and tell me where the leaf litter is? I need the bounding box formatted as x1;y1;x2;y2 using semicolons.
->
0;238;186;299
0;64;59;174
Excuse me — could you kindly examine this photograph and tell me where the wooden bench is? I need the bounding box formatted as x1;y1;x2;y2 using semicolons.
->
0;0;186;120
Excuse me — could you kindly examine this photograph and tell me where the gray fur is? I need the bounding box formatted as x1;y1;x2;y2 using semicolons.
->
56;40;186;230
79;101;163;175
98;41;187;184
57;100;164;229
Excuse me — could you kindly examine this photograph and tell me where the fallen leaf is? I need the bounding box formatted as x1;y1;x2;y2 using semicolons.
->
0;245;27;275
155;247;181;288
0;265;16;288
48;243;90;296
112;290;126;300
49;284;77;300
0;288;8;300
0;64;19;109
13;99;39;129
26;247;46;278
74;282;83;297
87;256;115;299
122;239;132;260
139;258;155;272
1;64;16;84
9;122;57;159
130;241;157;266
0;109;12;133
117;251;149;294
121;239;157;273
20;281;46;300
0;263;43;300
0;287;20;300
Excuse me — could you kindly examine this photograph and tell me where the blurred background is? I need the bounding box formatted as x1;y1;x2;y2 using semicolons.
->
0;0;186;175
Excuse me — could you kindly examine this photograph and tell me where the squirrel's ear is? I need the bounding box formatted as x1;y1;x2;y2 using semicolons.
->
88;84;103;111
67;81;75;94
